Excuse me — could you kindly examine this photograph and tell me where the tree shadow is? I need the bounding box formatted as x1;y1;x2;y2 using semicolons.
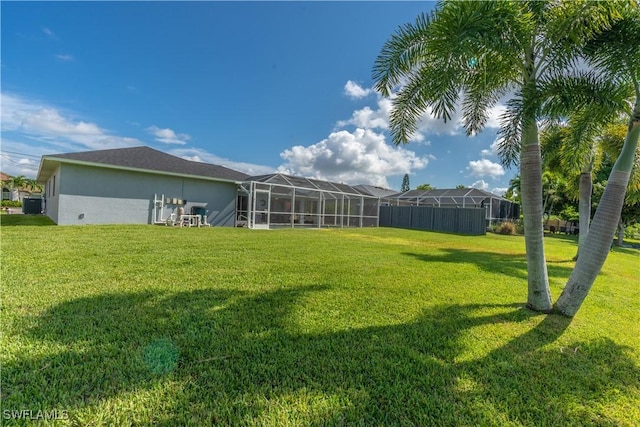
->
402;248;575;281
4;286;637;425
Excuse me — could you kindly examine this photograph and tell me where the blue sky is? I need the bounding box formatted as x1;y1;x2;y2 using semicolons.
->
1;1;514;193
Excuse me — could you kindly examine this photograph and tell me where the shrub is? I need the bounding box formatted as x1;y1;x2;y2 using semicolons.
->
625;223;640;239
497;221;517;235
1;200;22;208
515;220;525;234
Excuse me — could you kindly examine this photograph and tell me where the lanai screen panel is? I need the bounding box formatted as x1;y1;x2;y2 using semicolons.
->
241;173;379;229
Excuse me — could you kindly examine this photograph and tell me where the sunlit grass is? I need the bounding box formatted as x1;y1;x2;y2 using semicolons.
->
1;220;638;425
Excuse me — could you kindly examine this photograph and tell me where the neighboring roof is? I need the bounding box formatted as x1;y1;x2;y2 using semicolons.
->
353;184;398;198
244;173;377;197
0;172;10;182
37;146;250;183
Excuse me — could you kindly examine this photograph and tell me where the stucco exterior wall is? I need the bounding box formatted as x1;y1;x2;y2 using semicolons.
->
53;163;238;226
44;165;61;224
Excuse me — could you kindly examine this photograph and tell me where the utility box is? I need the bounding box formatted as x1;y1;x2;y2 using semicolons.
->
191;206;207;222
22;197;43;215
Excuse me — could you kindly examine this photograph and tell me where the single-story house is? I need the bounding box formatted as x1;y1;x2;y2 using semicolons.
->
36;146;382;228
36;146;248;226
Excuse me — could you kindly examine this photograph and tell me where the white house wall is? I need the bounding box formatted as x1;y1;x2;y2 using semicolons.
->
53;163;237;226
44;164;61;224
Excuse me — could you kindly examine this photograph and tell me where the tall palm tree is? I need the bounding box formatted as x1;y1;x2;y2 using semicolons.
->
373;0;622;312
554;3;640;316
541;122;603;259
541;119;634;260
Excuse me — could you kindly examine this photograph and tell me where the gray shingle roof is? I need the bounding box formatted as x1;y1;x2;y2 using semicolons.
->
45;146;249;181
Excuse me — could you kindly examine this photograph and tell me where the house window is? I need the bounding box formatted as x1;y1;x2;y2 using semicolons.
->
52;175;55;197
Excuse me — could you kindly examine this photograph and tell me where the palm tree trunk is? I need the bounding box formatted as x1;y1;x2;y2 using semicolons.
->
521;122;552;312
555;100;640;317
617;216;625;246
555;171;630;316
574;171;593;260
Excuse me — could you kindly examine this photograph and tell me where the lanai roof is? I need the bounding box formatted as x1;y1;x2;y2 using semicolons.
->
245;173;377;197
385;187;509;204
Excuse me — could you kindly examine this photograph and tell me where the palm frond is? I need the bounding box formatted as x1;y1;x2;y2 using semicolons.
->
496;96;525;167
539;71;633;122
583;4;640;84
559;108;603;173
374;0;529;145
540;0;626;70
389;64;461;145
373;12;434;97
540;124;567;172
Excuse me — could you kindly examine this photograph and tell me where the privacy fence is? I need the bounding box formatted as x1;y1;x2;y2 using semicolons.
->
379;206;486;235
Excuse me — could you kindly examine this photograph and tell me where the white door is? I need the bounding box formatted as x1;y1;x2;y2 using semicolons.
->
252;190;270;229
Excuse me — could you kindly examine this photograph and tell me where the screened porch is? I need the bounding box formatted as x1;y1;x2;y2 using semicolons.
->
237;174;379;229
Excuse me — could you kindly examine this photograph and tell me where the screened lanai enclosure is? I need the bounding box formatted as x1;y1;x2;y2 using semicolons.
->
237;174;380;229
382;188;519;224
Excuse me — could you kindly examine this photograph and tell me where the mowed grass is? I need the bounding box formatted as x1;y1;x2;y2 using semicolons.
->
1;216;639;426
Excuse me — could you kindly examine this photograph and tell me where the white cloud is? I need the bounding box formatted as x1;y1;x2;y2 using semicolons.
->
485;104;506;129
338;93;464;141
146;126;190;145
491;187;508;196
1;92;143;151
56;54;74;62
481;138;501;157
0;139;47;178
338;84;508;148
344;80;373;99
278;128;428;188
43;27;55;38
337;96;392;130
467;158;505;178
168;147;274;177
470;179;489;190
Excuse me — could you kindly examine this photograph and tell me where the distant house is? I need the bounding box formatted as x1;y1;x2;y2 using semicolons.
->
36;146;248;226
1;171;41;202
1;172;11;200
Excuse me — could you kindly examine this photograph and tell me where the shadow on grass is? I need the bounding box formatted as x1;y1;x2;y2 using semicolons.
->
4;286;637;425
402;248;575;281
0;215;56;226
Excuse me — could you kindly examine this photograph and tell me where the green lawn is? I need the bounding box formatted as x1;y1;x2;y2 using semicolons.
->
1;217;639;425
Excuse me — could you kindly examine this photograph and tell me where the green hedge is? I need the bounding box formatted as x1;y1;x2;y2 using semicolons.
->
1;200;22;208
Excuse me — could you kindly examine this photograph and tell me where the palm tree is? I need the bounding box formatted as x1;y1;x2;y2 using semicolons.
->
25;178;44;194
554;4;640;316
541;120;633;260
4;175;29;202
541;123;601;259
541;171;568;220
373;0;622;312
504;175;521;204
